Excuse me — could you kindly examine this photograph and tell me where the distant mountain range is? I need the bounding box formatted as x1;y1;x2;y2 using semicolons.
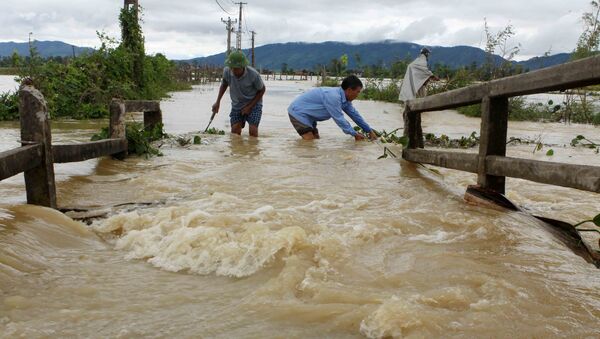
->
0;41;94;58
185;41;572;72
0;40;572;72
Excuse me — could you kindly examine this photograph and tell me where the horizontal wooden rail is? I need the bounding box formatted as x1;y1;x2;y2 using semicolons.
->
0;145;43;180
53;139;128;163
406;55;600;113
403;149;478;173
125;100;161;113
406;83;489;113
486;156;600;193
402;149;600;193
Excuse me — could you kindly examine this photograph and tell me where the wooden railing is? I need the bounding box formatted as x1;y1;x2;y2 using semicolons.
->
0;85;162;209
402;55;600;195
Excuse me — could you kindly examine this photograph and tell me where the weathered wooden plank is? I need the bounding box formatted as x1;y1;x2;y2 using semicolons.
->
19;85;57;208
486;156;600;193
489;55;600;97
406;55;600;113
406;83;488;113
477;97;508;194
125;100;160;113
0;145;43;181
402;149;479;173
52;139;128;163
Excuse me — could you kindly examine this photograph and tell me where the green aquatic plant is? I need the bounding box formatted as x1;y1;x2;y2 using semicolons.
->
377;146;398;159
91;122;166;158
125;123;165;157
204;127;226;135
574;213;600;228
377;129;408;147
175;136;191;147
424;131;479;148
571;135;599;153
574;213;600;240
193;135;202;144
353;126;407;159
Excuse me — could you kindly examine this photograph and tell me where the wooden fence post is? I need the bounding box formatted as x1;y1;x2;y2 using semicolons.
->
109;99;127;160
477;96;509;194
19;85;57;208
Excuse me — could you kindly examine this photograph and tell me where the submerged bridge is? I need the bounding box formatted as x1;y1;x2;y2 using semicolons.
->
402;54;600;264
0;83;162;209
0;55;599;265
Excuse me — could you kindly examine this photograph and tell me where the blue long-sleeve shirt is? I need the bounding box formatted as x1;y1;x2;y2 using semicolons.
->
287;87;373;136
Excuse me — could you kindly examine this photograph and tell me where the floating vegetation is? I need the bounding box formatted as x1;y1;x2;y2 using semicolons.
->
425;131;479;148
91;123;167;158
377;146;398;159
175;136;192;147
571;135;599;153
204;127;226;135
575;213;600;228
377;128;408;146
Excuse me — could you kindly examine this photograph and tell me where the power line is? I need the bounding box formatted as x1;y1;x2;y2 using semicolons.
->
215;0;233;15
245;13;250;34
242;7;250;34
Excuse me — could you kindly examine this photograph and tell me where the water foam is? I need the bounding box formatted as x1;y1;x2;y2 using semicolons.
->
95;203;307;277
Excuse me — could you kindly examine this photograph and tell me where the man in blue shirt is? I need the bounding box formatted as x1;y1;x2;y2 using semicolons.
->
211;51;266;137
288;75;377;140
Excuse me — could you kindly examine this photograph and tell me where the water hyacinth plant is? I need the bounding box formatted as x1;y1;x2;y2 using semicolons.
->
203;127;226;135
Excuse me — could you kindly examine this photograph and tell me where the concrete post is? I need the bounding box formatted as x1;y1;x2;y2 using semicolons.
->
19;85;57;208
109;99;127;160
144;110;163;131
403;107;423;149
477;96;509;193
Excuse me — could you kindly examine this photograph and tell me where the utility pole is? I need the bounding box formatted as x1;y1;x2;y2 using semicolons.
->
250;31;256;67
234;2;247;50
221;17;237;56
124;0;139;18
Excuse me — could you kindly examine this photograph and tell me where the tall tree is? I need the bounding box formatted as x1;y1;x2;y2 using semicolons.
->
573;1;600;60
120;3;145;90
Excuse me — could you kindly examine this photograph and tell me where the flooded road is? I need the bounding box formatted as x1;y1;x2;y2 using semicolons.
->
1;77;600;337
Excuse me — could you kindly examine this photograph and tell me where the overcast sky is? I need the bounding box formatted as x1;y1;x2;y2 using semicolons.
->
0;0;594;60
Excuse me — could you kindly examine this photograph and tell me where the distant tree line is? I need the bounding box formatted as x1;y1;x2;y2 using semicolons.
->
316;3;600;125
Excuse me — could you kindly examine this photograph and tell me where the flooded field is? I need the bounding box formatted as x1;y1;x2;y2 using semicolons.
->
1;77;600;337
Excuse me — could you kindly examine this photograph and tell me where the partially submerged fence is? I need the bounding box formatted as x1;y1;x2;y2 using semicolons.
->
402;55;600;196
0;85;162;209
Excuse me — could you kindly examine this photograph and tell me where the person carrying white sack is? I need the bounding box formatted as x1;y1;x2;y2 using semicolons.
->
398;47;439;147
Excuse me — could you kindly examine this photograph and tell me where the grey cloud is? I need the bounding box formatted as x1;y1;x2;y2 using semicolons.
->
0;0;595;59
397;17;447;42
